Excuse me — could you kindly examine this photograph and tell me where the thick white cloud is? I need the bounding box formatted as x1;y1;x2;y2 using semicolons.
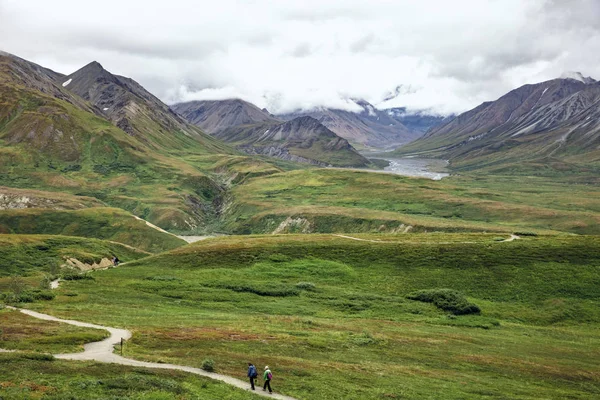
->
1;0;599;115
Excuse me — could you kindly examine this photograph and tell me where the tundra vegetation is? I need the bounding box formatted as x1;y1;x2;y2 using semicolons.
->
2;233;599;399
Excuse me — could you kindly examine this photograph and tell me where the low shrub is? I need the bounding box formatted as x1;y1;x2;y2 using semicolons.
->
296;282;316;291
62;270;94;281
514;231;538;237
221;283;299;297
145;275;181;281
2;289;56;303
22;352;55;361
201;358;215;372
407;289;481;315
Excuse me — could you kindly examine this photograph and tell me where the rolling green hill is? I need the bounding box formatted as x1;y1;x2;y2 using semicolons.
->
9;233;600;399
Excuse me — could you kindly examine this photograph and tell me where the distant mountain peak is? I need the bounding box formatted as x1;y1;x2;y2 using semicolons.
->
559;71;596;84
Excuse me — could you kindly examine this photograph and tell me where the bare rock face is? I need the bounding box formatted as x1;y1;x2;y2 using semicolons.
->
63;257;114;271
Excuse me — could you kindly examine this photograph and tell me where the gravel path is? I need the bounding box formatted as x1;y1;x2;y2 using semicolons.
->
4;306;296;399
334;233;520;244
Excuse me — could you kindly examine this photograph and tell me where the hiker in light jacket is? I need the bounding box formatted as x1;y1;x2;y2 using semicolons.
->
263;366;273;393
247;363;258;390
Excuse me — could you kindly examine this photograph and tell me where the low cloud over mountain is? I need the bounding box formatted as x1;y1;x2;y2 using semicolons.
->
2;0;600;115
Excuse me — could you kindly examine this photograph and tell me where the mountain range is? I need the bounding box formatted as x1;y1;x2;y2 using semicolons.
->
214;115;370;167
173;98;445;151
396;72;600;172
173;99;369;166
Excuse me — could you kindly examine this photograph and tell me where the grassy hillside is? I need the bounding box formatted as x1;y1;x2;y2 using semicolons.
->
0;207;185;253
14;233;600;399
223;168;600;235
0;78;241;231
0;352;257;399
0;234;149;278
0;307;107;353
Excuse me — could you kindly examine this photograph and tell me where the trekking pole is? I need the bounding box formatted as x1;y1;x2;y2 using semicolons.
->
121;338;124;356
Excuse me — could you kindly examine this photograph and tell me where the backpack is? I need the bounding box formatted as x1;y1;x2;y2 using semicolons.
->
250;366;258;378
268;372;273;380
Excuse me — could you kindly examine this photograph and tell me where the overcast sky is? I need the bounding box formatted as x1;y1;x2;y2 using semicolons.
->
1;0;599;115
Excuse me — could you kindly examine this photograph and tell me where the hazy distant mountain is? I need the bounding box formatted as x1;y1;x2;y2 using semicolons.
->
396;73;600;171
172;99;280;133
279;100;422;149
385;107;451;133
215;116;370;167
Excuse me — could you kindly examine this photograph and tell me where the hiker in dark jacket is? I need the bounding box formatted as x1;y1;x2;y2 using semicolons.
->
263;366;273;393
247;363;258;390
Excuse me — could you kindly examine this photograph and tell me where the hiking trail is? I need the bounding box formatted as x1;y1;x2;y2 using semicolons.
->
3;304;297;399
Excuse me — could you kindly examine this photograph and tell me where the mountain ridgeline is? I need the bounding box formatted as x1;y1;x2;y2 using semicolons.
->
215;115;370;167
0;51;238;231
173;99;370;167
397;72;600;173
172;99;280;133
279;100;422;149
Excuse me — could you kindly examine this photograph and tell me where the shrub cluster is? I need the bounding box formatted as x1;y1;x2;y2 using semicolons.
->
407;289;481;315
1;289;56;303
201;358;215;372
514;231;538;237
296;282;316;291
222;283;299;297
61;270;95;281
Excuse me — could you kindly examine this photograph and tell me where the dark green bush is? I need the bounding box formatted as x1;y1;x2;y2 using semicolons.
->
62;270;95;281
296;282;316;291
514;231;538;237
201;358;215;372
22;352;54;361
407;289;481;315
145;275;181;281
220;283;299;297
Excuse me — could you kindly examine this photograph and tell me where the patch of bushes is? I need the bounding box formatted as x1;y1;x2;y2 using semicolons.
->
201;358;215;372
220;283;299;297
407;289;481;315
1;289;56;303
61;270;95;281
61;164;82;173
145;275;181;282
296;282;316;291
268;253;291;263
22;352;55;361
514;231;538;237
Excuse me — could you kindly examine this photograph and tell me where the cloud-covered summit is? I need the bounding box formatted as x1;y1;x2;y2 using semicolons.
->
1;0;599;115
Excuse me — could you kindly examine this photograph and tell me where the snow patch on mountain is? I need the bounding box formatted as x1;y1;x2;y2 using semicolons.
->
62;78;72;87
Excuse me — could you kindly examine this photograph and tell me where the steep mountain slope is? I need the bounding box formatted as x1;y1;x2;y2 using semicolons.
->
396;74;600;172
279;100;421;149
215;116;370;167
0;51;253;231
60;62;229;153
172;99;280;133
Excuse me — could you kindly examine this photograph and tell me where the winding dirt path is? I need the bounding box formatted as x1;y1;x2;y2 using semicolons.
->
4;305;296;399
333;233;520;244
